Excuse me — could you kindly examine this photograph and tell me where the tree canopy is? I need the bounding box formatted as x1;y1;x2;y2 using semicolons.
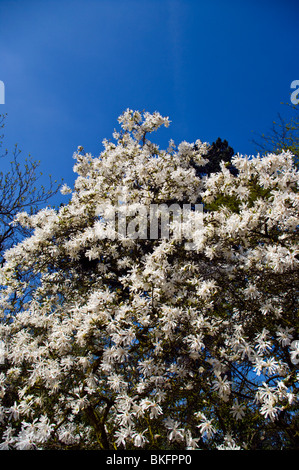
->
0;110;298;450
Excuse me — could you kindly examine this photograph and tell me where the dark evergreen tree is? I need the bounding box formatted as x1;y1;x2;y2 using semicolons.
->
192;137;237;177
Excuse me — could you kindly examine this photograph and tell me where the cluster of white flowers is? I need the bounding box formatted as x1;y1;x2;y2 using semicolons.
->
0;109;298;450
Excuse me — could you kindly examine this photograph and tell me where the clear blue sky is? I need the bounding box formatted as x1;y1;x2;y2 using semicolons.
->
0;0;298;205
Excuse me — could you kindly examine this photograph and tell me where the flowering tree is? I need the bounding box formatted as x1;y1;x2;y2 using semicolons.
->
0;110;298;450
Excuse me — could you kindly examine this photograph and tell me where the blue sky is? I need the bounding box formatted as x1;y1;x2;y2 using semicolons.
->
0;0;298;206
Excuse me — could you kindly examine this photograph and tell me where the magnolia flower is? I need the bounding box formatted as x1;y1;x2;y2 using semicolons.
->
276;327;294;347
185;430;200;450
211;374;231;400
260;400;281;421
290;341;299;365
197;419;216;439
132;429;148;448
217;434;241;450
60;184;72;195
8;402;20;421
139;399;163;419
230;400;246;420
0;426;15;450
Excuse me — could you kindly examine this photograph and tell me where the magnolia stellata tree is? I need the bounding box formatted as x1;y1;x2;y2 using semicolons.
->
0;109;298;450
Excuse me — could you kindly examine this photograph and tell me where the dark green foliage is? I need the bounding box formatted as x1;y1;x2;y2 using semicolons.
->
192;137;237;177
